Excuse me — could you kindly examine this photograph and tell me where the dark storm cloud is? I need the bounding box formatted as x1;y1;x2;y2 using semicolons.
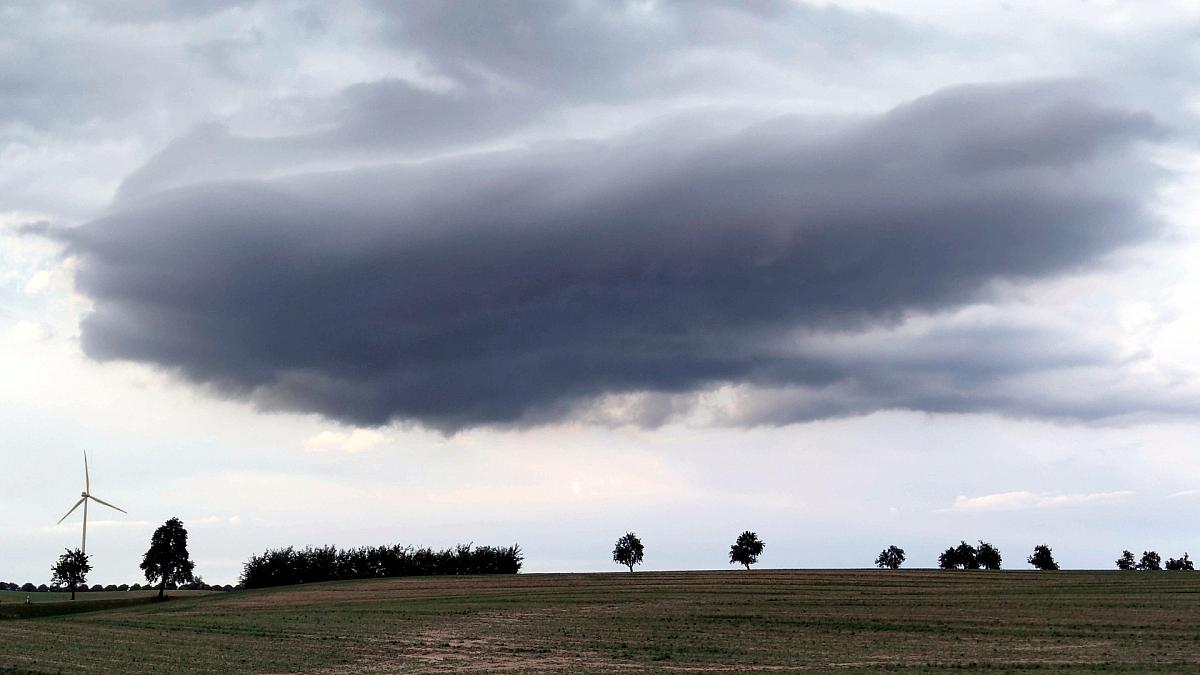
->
65;80;1166;431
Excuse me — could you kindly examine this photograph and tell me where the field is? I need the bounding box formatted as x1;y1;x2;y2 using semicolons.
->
3;570;1200;673
0;589;214;604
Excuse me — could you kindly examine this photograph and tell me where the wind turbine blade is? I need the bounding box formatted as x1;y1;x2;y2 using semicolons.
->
57;497;86;525
87;494;127;514
84;451;90;493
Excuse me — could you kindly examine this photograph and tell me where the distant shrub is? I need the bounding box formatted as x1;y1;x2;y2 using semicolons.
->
1165;553;1193;571
1116;550;1136;570
239;543;523;589
1138;551;1162;571
875;545;905;569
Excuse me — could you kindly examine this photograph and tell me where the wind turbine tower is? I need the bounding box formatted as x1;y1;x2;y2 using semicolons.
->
57;452;126;556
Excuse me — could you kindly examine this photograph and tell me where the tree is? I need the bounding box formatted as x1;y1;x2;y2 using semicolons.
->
1165;553;1193;571
1027;544;1059;570
729;531;765;571
141;517;195;599
938;541;978;570
976;541;1002;570
612;532;645;572
50;548;91;600
875;545;905;569
1138;550;1162;571
1116;550;1136;570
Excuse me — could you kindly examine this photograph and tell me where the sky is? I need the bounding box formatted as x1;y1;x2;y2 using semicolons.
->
2;0;1200;585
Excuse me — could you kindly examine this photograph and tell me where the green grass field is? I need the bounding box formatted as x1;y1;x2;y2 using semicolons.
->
3;570;1200;673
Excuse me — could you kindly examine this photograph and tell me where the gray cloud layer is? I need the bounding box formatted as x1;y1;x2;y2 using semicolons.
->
64;80;1167;430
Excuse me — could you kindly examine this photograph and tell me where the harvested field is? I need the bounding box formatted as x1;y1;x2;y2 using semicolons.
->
0;590;215;605
2;570;1199;673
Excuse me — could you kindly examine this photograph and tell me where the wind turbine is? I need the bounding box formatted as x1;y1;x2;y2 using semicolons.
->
56;452;126;556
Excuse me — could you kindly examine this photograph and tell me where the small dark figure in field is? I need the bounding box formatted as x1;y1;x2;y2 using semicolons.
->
50;548;90;600
1116;550;1136;570
612;532;645;572
1138;551;1162;571
1027;544;1059;570
976;541;1002;570
141;517;195;599
729;531;765;571
875;545;905;569
1165;553;1193;571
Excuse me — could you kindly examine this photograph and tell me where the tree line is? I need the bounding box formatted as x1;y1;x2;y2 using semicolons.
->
610;532;1196;573
877;543;1193;571
239;543;523;589
0;581;233;593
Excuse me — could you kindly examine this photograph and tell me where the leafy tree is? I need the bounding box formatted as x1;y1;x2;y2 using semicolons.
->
1116;550;1136;570
141;517;196;599
729;531;765;571
612;532;645;572
1027;544;1059;570
1138;550;1162;571
957;541;981;569
1165;553;1193;571
50;548;91;600
976;541;1002;570
21;583;36;593
875;545;905;569
938;541;978;570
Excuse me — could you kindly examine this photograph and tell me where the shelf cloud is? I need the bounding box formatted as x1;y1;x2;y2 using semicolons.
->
56;80;1170;431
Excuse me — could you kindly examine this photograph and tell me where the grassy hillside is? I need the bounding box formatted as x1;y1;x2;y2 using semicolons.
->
3;570;1200;673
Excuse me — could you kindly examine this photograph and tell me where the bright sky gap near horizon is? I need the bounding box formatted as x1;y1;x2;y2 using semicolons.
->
2;0;1199;586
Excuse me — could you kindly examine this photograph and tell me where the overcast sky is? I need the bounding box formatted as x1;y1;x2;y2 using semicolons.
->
3;0;1200;585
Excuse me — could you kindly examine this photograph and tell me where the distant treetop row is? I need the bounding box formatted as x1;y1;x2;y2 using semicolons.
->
611;533;1195;572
